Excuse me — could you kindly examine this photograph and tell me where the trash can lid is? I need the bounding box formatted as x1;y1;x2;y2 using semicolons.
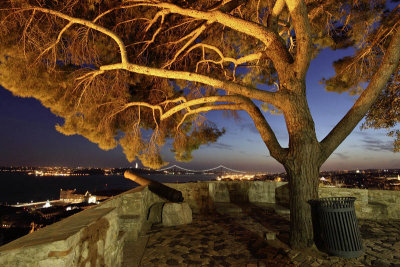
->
309;197;356;208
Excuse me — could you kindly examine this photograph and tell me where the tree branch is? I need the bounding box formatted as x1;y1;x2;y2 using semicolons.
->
285;0;312;79
239;97;288;163
185;43;263;66
320;24;400;163
268;0;286;32
128;1;270;43
163;23;208;68
184;43;263;79
127;0;293;66
162;0;244;68
27;4;291;98
137;9;168;57
25;4;282;105
29;7;129;64
36;21;74;61
108;101;163;121
98;63;281;105
166;94;288;163
175;103;242;130
165;94;287;162
107;93;286;163
161;95;245;119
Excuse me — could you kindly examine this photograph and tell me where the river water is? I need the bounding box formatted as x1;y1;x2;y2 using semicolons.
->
0;173;217;204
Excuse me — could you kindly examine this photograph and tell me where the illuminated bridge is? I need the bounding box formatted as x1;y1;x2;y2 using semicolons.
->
157;164;246;174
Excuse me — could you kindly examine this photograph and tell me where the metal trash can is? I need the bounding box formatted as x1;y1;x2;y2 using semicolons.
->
309;197;363;258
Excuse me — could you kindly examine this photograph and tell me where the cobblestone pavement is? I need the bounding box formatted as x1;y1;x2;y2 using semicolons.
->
138;204;400;266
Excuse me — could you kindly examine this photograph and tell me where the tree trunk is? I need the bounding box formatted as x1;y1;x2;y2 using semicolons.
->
280;81;321;249
285;158;320;249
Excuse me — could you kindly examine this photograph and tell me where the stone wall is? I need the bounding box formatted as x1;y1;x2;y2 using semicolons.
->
166;181;287;211
0;186;163;267
257;182;400;220
97;186;163;241
368;190;400;219
319;187;400;220
167;181;400;220
165;182;212;213
0;208;122;267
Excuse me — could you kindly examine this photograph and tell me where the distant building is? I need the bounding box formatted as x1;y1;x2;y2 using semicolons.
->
60;189;106;204
60;189;86;203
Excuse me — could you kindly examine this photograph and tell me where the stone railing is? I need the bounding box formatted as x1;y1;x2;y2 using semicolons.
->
1;181;399;266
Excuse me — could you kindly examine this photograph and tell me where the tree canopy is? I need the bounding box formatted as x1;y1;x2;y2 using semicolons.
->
1;0;397;169
1;0;400;248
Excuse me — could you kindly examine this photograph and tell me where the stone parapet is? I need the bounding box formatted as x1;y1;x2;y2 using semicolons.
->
167;181;400;220
97;186;164;241
0;186;165;267
166;181;286;211
0;208;123;267
164;182;212;213
319;187;400;220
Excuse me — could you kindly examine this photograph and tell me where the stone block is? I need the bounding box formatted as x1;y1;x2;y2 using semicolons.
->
209;182;230;202
166;182;212;213
226;181;250;202
249;181;275;203
162;202;192;227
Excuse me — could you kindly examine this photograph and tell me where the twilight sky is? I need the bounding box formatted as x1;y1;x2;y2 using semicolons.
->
1;47;399;172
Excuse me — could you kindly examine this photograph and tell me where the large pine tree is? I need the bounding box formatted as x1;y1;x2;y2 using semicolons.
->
1;0;399;248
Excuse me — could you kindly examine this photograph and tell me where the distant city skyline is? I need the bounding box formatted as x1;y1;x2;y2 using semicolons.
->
1;48;400;171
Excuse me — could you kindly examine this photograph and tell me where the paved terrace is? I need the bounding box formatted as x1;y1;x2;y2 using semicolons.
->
124;204;400;267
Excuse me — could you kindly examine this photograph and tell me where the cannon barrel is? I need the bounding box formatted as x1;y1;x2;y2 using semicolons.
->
124;171;184;203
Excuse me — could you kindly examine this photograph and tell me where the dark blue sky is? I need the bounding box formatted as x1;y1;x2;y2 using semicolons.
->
1;48;399;172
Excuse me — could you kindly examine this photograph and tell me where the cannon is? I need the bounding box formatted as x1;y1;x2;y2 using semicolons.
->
124;171;184;203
